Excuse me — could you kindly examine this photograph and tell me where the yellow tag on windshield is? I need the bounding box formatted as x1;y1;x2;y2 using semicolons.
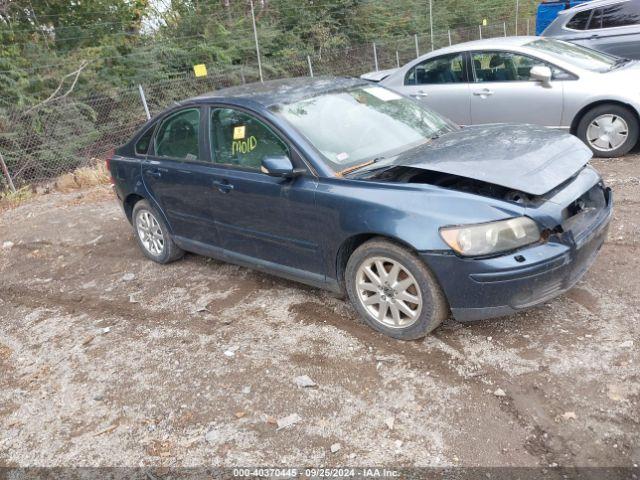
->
233;126;246;140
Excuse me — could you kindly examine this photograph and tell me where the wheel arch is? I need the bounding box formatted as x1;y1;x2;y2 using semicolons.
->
335;233;421;292
570;100;640;135
123;193;145;223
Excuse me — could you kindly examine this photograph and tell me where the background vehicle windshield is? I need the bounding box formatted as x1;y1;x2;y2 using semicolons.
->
273;86;455;171
527;38;618;72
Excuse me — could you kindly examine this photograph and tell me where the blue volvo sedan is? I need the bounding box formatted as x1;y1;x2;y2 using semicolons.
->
108;77;612;340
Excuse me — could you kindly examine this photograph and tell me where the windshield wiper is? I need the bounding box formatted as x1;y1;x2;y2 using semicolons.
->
338;156;385;177
611;57;631;69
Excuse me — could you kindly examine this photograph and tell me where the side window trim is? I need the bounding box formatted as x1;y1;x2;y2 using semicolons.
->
463;51;473;83
150;106;204;163
589;8;603;29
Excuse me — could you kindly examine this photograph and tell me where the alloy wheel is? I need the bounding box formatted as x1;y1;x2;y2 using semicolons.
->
587;114;629;152
136;210;165;256
355;256;423;328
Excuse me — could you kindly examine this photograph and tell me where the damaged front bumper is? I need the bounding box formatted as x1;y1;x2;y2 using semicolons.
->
422;186;613;322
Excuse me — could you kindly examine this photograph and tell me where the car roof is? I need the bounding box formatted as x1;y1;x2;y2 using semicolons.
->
558;0;626;14
193;76;368;108
420;36;538;55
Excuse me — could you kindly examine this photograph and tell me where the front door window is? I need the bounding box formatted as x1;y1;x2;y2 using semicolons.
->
210;108;289;170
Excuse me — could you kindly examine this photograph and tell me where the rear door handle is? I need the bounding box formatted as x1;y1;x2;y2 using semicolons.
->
212;179;234;193
473;89;494;97
146;169;163;178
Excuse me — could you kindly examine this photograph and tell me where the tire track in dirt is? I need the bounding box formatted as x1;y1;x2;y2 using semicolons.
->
289;299;578;467
2;284;224;337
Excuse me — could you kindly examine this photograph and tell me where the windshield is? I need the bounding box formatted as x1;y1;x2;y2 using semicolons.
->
271;86;456;172
527;38;618;72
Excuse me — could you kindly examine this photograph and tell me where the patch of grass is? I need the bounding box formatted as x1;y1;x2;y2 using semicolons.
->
0;162;111;212
55;162;110;192
0;185;33;210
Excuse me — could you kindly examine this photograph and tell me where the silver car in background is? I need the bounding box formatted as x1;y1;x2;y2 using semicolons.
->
368;36;640;157
543;0;640;60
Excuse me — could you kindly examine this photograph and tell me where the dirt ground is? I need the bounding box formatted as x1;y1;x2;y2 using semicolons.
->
0;155;638;471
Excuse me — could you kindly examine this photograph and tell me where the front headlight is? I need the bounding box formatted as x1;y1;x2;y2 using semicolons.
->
439;217;541;257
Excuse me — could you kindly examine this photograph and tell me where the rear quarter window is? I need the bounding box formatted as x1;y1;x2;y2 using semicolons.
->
135;126;155;156
566;9;592;30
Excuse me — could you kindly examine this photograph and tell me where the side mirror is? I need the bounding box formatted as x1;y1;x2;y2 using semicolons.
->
261;155;301;178
530;65;552;85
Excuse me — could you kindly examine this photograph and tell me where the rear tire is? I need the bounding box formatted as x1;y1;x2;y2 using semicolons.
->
345;238;448;340
576;104;639;158
132;200;184;264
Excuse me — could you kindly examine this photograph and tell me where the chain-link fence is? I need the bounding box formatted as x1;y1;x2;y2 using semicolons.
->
0;14;536;191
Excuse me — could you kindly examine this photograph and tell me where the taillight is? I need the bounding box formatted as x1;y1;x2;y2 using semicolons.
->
105;148;115;184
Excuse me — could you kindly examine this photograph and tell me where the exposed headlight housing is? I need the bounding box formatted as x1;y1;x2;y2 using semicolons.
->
439;217;541;257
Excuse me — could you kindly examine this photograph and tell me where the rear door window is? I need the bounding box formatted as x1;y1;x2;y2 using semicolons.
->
601;1;640;27
209;108;289;171
405;53;467;85
154;108;201;161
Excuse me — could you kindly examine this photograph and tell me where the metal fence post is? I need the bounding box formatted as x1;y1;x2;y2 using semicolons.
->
395;50;400;68
515;0;520;36
429;0;434;50
414;34;419;58
138;84;151;121
307;55;314;77
503;21;507;37
373;42;379;71
448;29;452;46
526;17;530;35
479;24;483;39
250;0;264;83
0;151;16;193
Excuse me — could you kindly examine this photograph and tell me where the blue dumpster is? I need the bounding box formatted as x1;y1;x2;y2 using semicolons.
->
536;0;591;35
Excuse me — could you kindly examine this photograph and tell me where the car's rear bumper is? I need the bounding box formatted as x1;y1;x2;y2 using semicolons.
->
421;187;613;322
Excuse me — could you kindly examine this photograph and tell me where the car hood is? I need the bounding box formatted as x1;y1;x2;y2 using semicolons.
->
387;124;592;196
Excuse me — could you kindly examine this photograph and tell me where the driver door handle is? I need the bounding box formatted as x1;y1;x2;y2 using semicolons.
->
411;90;429;98
473;89;494;97
212;179;234;193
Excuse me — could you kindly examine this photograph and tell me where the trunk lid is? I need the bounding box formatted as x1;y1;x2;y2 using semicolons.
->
388;124;592;196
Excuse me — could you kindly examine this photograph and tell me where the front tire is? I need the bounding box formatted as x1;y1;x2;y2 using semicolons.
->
132;200;184;264
577;104;639;158
345;239;448;340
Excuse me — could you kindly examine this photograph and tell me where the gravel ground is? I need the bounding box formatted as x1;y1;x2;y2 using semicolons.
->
0;155;638;470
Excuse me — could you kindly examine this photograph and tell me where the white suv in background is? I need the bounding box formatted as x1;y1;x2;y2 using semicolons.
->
542;0;640;60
